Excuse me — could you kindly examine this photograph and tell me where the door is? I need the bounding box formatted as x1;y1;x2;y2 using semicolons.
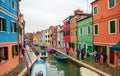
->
110;51;115;65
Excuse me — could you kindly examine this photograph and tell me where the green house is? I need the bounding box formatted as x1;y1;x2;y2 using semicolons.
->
77;16;93;58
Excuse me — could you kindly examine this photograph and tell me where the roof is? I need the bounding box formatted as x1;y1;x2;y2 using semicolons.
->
110;42;120;51
77;15;92;22
91;0;98;4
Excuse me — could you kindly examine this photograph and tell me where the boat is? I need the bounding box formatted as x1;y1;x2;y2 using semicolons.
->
80;67;100;76
53;53;68;60
31;59;48;76
39;53;48;58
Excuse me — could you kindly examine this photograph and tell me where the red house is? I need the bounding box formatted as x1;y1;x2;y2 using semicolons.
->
63;16;72;48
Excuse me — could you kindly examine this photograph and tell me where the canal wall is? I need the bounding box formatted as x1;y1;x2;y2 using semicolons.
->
53;48;111;76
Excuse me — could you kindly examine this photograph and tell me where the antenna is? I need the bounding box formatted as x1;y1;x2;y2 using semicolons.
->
87;0;88;13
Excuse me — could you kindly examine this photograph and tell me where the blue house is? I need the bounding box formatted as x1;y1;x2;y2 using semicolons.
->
0;0;20;75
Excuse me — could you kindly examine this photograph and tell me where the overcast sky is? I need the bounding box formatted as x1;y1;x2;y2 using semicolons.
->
20;0;95;33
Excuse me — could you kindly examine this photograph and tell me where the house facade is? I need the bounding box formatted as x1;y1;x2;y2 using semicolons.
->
0;0;20;75
92;0;120;68
77;16;93;58
56;25;62;48
60;26;64;48
63;16;71;48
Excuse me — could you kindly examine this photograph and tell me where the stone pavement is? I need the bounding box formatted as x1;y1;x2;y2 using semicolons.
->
1;45;37;76
55;48;120;76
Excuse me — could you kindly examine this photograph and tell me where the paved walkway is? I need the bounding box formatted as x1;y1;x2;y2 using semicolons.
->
55;48;120;76
1;45;37;76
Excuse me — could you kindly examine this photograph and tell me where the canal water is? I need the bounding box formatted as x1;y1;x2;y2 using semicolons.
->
42;53;81;76
33;45;80;76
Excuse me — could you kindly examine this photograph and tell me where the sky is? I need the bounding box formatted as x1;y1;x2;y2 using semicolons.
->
20;0;95;33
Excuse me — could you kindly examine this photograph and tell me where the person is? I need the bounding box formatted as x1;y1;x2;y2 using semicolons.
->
81;48;85;61
96;51;101;64
103;53;107;65
86;49;90;57
93;50;97;63
76;48;80;59
66;47;69;55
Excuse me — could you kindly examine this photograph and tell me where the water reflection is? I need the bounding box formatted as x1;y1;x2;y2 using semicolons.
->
42;53;80;76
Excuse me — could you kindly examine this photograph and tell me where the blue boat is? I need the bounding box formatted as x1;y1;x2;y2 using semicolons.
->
53;53;68;60
31;59;48;76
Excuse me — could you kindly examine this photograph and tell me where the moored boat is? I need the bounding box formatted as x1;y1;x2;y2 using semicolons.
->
53;53;68;60
31;59;48;76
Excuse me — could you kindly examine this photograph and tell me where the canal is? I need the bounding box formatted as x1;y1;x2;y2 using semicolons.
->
33;45;80;76
44;53;80;76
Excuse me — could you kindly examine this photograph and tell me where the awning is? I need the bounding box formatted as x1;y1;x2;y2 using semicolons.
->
110;42;120;51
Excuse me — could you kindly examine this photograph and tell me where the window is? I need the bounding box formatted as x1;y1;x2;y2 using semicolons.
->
87;26;91;34
80;28;82;35
11;0;15;9
108;0;116;9
11;22;17;33
12;45;18;57
0;17;6;31
94;24;98;35
0;47;8;63
109;19;116;34
93;6;98;15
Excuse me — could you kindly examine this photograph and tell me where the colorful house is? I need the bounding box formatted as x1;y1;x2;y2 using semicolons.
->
45;29;49;46
92;0;120;68
36;31;42;46
70;9;90;51
77;16;93;58
48;26;53;46
52;26;57;48
60;25;64;48
63;16;71;48
0;0;20;75
56;25;62;48
41;30;46;46
33;33;38;45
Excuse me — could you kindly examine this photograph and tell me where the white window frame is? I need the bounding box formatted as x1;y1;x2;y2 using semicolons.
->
108;0;116;9
108;19;117;34
94;24;99;35
93;5;98;15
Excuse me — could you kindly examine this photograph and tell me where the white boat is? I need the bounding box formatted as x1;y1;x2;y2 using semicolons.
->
31;59;48;76
80;67;100;76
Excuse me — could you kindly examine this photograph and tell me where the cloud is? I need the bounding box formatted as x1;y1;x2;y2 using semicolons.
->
20;0;95;33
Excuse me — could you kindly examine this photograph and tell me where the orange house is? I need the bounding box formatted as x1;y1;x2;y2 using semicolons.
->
70;9;91;51
92;0;120;68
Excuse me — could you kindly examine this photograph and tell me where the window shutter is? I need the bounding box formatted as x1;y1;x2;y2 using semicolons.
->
3;19;6;31
95;25;98;34
4;47;8;60
109;0;115;8
110;21;115;33
15;23;17;32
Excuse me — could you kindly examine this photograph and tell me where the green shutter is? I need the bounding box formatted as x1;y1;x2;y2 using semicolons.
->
110;21;115;33
3;19;6;31
109;0;115;8
95;25;98;34
94;7;97;14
